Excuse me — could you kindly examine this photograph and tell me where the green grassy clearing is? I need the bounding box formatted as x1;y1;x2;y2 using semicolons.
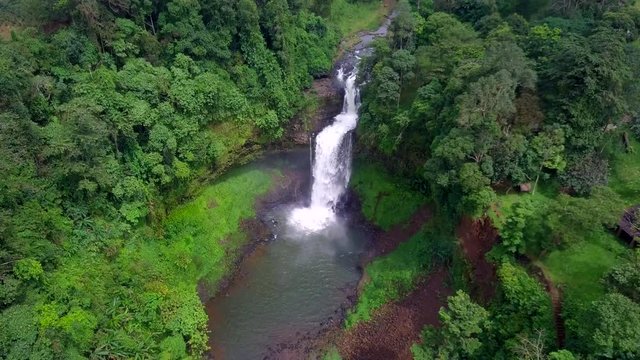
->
350;161;427;230
535;133;639;304
329;0;393;50
539;229;629;349
160;167;275;287
608;136;640;206
488;182;558;231
541;230;627;306
330;0;389;37
321;347;343;360
490;182;627;306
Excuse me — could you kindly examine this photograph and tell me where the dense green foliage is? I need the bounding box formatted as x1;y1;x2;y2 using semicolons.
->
355;0;640;358
358;0;640;215
412;263;556;359
3;0;640;358
350;161;426;230
603;250;640;302
0;0;362;357
412;290;491;360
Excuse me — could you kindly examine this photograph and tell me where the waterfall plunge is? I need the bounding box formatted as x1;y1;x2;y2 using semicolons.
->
289;67;359;233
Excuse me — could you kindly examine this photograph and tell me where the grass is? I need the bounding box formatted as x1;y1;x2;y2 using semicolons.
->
350;162;427;230
345;227;431;327
541;230;627;305
540;229;628;349
321;347;343;360
490;181;627;308
330;0;388;37
161;167;275;287
345;162;441;327
488;181;559;231
541;133;640;304
345;222;453;327
607;136;640;206
329;0;393;50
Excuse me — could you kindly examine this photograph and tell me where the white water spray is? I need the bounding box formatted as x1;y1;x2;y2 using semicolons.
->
289;67;359;233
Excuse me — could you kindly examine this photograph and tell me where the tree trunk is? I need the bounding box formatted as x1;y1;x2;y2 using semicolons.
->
532;165;543;195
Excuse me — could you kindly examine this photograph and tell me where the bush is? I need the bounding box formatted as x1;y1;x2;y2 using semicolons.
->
602;251;640;302
13;259;43;282
412;291;491;359
493;262;555;349
590;293;640;358
560;152;609;196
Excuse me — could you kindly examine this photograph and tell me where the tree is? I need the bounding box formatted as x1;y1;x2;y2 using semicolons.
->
513;329;548;360
499;199;534;254
494;262;554;348
492;133;530;184
546;186;624;245
261;0;292;55
456;70;517;140
551;0;631;17
412;290;491;359
391;0;417;49
415;12;482;77
591;293;640;358
529;127;566;195
458;162;496;216
548;350;577;360
373;65;401;111
603;251;640;302
539;26;631;151
449;0;497;24
482;41;536;91
411;0;435;17
158;0;222;59
560;152;609;195
391;49;416;97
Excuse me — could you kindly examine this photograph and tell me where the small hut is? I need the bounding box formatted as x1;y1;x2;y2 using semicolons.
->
616;205;640;247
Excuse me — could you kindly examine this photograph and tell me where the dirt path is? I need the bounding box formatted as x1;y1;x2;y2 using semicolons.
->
534;263;566;348
456;216;499;304
361;205;433;265
337;267;452;360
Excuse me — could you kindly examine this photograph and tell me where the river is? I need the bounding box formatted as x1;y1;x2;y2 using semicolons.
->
206;148;371;359
205;14;395;359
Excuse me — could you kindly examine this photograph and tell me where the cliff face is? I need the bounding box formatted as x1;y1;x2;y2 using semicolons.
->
284;76;344;145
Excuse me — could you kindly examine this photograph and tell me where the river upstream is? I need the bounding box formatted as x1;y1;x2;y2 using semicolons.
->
206;15;395;360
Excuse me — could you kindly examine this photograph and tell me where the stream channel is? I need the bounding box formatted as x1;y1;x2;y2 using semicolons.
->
205;14;395;359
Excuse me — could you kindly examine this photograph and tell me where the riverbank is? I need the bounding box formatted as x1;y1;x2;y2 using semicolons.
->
204;151;378;359
295;160;450;359
338;267;451;360
200;3;399;357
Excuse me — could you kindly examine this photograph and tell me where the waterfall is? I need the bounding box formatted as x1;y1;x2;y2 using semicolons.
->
289;66;359;233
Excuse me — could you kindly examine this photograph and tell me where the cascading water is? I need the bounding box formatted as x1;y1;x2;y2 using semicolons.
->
289;67;360;233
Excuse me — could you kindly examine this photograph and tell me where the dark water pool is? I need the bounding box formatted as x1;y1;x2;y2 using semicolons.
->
205;149;370;359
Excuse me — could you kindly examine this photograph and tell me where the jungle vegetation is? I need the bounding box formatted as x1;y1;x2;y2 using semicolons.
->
355;0;640;359
2;0;640;359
